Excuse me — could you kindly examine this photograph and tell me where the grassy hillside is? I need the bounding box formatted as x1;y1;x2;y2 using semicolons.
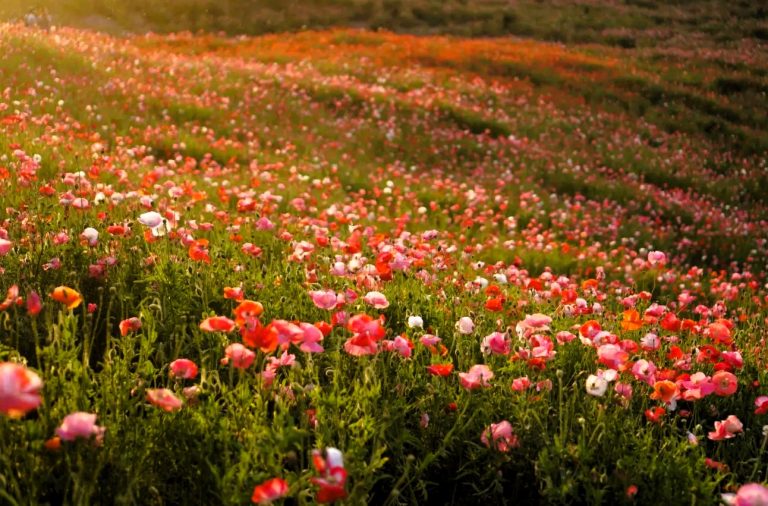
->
1;0;767;46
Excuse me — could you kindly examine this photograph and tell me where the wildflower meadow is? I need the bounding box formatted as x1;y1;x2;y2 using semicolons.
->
0;12;767;505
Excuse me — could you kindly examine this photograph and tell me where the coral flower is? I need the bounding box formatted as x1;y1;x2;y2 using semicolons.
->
188;239;211;263
169;359;199;379
0;362;43;417
650;380;679;404
708;415;743;441
200;316;236;333
51;286;83;309
712;370;738;396
233;300;264;326
251;477;289;504
426;363;454;376
146;388;183;412
119;317;142;336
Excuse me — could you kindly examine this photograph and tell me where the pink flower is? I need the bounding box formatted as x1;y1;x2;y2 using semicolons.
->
56;412;105;442
26;290;42;316
511;376;531;391
708;415;743;441
712;370;738;396
480;420;519;452
298;322;325;353
0;238;11;255
251;477;289;504
456;317;475;335
647;250;667;266
459;364;493;390
481;332;510;355
222;343;256;369
362;291;389;309
0;363;43;418
723;483;768;506
631;359;657;386
755;396;768;415
169;359;199;379
146;388;183;412
597;344;629;370
420;334;441;346
680;372;715;401
309;289;338;310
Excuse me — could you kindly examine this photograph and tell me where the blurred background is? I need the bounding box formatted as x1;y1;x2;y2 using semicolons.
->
1;0;766;46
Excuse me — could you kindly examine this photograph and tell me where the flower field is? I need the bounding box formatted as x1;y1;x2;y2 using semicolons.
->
1;22;768;504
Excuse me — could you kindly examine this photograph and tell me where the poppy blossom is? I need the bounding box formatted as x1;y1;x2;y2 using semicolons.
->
0;363;43;418
426;363;454;376
251;477;289;504
146;388;183;412
170;359;199;379
459;364;493;390
51;286;83;309
311;447;347;503
480;420;519;452
56;412;105;443
200;316;236;333
222;343;256;369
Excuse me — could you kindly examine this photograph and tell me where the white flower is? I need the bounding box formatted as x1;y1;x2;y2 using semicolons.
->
407;316;424;329
586;374;608;397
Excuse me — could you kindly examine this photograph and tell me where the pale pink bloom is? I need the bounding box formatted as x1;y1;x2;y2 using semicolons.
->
481;332;510;355
647;250;667;266
456;317;475;335
169;359;198;379
71;198;90;210
299;322;325;353
0;363;43;417
481;420;519;452
511;376;531;392
555;331;576;344
80;227;98;246
221;343;256;369
420;334;441;346
597;344;628;370
631;359;657;386
640;333;660;351
614;382;633;399
459;364;493;390
680;372;715;401
363;291;389;309
56;412;105;442
309;289;338;310
708;415;743;440
146;388;183;412
138;211;163;228
722;483;768;506
392;336;412;358
0;238;11;255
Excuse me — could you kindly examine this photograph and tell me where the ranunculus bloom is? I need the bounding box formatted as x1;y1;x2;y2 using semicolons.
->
481;420;519;452
56;412;105;442
0;363;43;417
199;316;236;333
459;364;493;390
712;370;738;396
170;359;199;379
146;388;183;412
251;477;289;504
222;343;256;369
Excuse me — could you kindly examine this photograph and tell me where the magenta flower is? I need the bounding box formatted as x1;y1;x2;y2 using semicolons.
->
480;420;519;452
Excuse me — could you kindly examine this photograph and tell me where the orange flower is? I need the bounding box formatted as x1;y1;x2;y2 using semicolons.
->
50;286;83;309
233;300;264;326
188;239;211;263
621;309;642;331
650;380;679;403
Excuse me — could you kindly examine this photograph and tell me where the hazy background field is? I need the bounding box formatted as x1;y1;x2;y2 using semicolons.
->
1;0;767;47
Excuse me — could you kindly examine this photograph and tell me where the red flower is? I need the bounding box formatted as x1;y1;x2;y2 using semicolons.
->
644;407;665;424
251;477;288;504
426;363;454;376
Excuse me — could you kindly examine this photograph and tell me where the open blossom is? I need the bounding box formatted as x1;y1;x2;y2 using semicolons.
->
481;332;510;355
0;363;43;417
362;291;389;309
221;343;256;369
138;211;164;228
200;316;236;333
647;250;667;266
708;415;743;441
311;447;347;503
755;396;768;415
146;388;183;412
407;316;424;329
251;477;289;504
459;364;493;390
722;483;768;506
586;374;608;397
456;317;475;334
119;317;142;336
51;286;82;309
56;412;105;442
309;289;338;310
170;359;199;379
712;370;738;396
481;420;519;452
